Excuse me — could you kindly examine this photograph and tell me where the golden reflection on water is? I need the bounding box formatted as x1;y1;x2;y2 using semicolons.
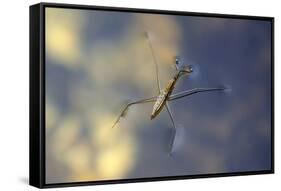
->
46;8;84;67
46;7;180;183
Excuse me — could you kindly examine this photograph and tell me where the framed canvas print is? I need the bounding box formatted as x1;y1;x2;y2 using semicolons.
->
29;2;274;188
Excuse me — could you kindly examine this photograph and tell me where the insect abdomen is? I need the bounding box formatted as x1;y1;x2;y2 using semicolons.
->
151;78;176;119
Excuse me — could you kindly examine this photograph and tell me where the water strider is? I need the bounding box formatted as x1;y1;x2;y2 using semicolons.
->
111;32;227;153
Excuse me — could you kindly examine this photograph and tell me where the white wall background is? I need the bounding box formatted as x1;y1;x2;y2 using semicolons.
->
0;0;279;190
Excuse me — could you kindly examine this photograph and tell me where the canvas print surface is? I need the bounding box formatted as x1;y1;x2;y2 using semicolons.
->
45;7;272;184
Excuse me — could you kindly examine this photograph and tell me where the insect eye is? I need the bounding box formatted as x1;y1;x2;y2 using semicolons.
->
175;57;180;65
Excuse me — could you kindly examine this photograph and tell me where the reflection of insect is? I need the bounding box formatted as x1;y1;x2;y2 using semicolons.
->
112;32;226;153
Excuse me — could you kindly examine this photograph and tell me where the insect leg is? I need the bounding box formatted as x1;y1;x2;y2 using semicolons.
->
165;101;177;155
111;96;157;128
168;87;226;101
169;128;177;156
165;103;176;129
145;32;161;93
166;87;226;155
164;103;177;154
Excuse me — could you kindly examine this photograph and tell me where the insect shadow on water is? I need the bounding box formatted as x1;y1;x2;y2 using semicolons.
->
111;32;228;155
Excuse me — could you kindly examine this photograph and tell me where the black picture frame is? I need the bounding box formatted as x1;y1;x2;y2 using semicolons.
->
29;2;274;188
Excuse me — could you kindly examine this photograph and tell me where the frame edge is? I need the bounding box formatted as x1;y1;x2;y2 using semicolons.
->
29;3;44;188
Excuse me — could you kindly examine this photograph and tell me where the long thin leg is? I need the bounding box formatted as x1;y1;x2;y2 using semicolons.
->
145;32;161;93
165;103;176;129
112;32;162;128
164;103;177;154
168;87;226;101
111;96;157;128
145;32;178;154
166;87;225;154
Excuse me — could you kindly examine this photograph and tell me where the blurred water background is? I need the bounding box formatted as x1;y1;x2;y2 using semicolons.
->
45;8;272;183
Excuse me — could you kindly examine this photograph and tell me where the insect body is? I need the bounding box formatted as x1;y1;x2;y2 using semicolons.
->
151;87;170;120
111;32;226;153
151;68;192;119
